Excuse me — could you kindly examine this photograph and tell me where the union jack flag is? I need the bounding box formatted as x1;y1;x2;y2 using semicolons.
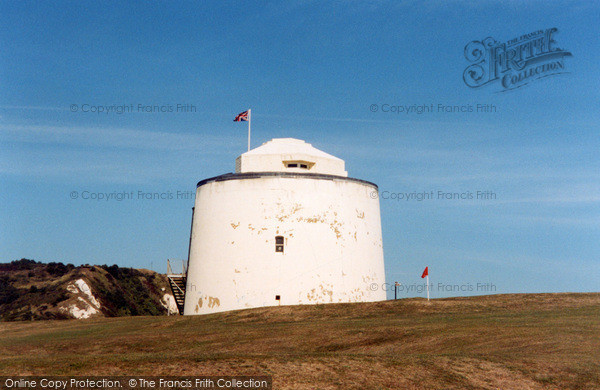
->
234;110;249;122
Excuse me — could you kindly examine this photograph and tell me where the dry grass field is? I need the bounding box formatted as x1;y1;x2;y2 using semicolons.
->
1;293;599;389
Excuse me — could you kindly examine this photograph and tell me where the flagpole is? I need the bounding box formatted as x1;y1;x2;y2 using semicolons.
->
247;109;251;152
426;275;430;301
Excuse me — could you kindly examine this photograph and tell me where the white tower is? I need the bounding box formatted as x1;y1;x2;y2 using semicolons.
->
183;138;385;315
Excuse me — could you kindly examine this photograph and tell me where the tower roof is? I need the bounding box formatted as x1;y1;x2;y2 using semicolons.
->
235;138;347;176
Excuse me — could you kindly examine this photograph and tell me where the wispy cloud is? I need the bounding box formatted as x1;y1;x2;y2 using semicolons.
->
0;123;237;152
0;105;69;112
0;123;240;183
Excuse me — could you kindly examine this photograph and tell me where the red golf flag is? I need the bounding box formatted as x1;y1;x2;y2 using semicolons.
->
421;266;428;278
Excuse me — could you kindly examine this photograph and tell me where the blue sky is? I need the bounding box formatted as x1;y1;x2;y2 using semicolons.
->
1;1;598;298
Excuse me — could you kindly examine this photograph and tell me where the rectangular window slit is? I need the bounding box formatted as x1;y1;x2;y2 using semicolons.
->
275;236;284;253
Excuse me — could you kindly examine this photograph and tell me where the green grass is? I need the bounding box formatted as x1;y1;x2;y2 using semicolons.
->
1;293;599;389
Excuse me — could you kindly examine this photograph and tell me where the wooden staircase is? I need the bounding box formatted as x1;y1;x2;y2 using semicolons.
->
167;259;187;315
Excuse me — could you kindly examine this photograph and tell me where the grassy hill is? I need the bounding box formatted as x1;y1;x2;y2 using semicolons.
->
0;293;598;389
0;259;175;320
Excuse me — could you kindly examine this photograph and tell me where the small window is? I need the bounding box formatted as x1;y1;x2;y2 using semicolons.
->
285;161;312;169
275;236;284;253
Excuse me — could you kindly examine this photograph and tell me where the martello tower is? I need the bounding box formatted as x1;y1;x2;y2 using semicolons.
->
182;138;385;315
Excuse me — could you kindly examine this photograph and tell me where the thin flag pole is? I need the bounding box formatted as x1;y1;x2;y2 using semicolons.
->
426;275;430;301
247;109;251;151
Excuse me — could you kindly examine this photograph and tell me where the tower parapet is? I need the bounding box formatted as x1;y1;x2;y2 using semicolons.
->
235;138;348;176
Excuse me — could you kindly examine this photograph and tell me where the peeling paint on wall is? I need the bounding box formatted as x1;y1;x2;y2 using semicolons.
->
208;296;220;308
184;174;386;316
194;295;221;311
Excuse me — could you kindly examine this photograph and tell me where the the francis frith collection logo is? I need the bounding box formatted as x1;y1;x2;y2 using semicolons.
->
463;28;572;92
